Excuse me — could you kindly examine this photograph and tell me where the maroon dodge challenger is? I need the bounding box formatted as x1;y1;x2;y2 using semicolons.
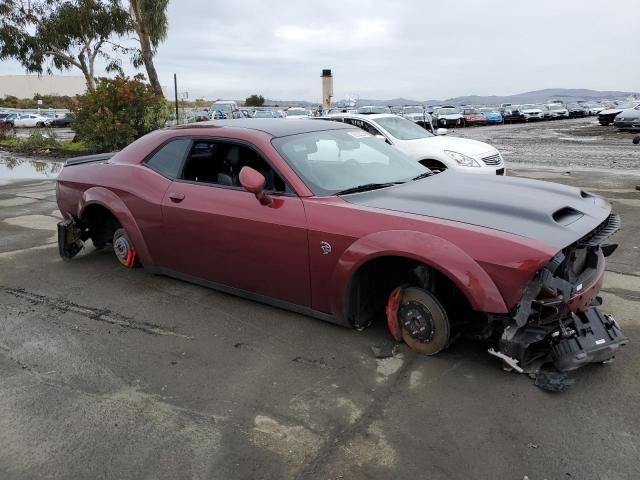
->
56;119;626;377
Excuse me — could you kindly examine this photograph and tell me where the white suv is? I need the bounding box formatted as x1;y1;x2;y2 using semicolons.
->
318;113;505;175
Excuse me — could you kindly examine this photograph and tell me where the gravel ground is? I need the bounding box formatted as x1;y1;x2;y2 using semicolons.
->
0;120;639;480
453;117;640;172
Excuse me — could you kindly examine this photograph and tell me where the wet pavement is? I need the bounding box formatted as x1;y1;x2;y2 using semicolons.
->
1;121;639;479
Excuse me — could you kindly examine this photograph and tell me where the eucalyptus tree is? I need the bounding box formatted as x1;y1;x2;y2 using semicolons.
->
0;0;130;92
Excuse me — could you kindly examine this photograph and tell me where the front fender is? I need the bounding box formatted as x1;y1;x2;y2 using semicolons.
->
330;230;508;322
79;187;154;267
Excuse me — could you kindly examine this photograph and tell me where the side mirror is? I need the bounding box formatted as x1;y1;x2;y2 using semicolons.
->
239;166;272;205
436;128;448;136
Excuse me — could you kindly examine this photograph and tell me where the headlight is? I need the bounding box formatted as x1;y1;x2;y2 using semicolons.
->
444;150;481;167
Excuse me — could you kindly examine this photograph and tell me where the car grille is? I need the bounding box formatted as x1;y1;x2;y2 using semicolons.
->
481;153;502;166
577;213;621;247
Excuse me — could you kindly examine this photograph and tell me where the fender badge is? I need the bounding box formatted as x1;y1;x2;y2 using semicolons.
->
320;241;332;255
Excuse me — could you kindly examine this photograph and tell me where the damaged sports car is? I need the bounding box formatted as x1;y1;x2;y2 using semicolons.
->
56;119;627;380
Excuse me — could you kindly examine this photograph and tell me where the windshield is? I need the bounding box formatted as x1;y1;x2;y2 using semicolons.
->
436;108;459;114
287;109;308;116
478;108;496;113
272;129;429;196
253;111;273;118
374;116;433;140
403;106;423;114
214;104;233;112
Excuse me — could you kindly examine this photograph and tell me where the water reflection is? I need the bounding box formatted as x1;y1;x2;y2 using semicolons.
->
0;153;62;182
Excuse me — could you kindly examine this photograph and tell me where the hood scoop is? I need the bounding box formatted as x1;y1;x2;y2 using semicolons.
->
552;207;584;226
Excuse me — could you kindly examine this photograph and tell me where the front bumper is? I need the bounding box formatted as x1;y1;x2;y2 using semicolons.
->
613;119;640;130
491;216;627;375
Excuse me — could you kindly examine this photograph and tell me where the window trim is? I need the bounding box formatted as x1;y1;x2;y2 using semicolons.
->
144;135;296;196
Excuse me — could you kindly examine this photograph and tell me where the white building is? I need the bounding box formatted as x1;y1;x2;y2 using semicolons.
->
0;74;86;98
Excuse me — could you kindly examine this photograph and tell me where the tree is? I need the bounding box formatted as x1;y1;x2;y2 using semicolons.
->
72;74;171;152
0;0;130;92
245;94;265;107
128;0;168;97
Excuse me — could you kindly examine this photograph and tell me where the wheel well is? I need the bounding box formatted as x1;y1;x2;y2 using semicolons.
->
80;204;121;249
419;158;447;172
346;256;473;331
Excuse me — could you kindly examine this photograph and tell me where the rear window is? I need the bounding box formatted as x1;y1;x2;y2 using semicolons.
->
146;138;191;178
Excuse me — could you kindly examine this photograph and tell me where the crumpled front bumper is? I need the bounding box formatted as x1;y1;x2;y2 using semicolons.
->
550;307;627;371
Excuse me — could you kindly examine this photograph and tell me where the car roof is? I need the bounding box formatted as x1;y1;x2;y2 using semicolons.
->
175;118;353;137
325;113;397;121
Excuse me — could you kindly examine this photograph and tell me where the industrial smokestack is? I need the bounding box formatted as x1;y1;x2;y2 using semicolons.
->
321;69;333;110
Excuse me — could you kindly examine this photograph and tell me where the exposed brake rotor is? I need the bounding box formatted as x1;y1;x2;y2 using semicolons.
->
398;287;450;356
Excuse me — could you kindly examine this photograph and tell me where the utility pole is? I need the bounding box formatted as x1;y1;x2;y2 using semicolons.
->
173;73;179;124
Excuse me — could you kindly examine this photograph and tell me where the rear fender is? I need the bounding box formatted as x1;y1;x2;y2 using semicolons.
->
330;230;508;322
79;187;153;267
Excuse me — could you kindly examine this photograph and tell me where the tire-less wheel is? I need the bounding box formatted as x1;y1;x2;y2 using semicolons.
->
398;287;450;355
113;228;138;267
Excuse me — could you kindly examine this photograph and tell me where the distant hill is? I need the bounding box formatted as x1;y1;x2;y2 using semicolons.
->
442;88;639;105
266;88;639;108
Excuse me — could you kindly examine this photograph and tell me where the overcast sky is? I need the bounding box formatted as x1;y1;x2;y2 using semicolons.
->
1;0;639;101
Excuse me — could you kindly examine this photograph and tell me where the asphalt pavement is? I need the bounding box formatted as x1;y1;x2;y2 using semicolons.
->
1;119;639;479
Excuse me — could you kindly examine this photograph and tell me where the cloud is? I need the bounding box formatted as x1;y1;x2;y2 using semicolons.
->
1;0;638;101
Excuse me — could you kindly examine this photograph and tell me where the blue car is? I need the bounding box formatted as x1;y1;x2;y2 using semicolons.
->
478;108;503;124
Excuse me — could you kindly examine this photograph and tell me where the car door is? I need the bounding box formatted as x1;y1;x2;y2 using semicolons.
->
158;138;311;308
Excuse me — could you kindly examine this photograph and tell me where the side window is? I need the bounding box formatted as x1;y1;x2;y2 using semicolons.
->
343;118;382;136
180;140;289;193
146;138;191;178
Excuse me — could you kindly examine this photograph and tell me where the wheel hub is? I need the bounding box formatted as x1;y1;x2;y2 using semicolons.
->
113;235;131;262
398;301;435;343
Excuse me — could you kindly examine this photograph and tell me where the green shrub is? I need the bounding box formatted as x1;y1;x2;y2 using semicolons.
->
72;75;171;153
12;128;61;152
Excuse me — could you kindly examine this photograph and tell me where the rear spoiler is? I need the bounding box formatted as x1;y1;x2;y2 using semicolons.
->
64;152;118;167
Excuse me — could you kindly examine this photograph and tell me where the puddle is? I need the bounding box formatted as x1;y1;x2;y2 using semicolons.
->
0;153;62;183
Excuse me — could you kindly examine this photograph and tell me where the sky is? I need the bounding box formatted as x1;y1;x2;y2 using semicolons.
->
1;0;639;102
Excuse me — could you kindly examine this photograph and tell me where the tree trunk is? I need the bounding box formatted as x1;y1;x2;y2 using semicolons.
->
130;0;164;97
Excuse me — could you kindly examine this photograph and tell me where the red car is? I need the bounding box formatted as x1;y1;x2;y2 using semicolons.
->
462;108;487;127
56;119;626;377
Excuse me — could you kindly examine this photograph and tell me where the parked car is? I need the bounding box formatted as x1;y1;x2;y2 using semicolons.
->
520;104;545;121
477;108;503;125
318;113;505;175
432;106;464;128
50;112;73;127
544;104;569;119
585;104;606;115
394;106;433;131
12;113;52;128
356;106;391;115
285;107;310;119
598;102;640;125
0;112;13;125
252;110;277;118
55;119;626;378
613;105;640;130
499;106;526;123
210;100;241;119
567;103;588;118
461;108;487;126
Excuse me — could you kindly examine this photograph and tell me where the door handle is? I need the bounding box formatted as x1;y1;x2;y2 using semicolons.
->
168;192;185;202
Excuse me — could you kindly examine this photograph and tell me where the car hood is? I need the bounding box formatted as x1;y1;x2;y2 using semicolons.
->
600;108;623;115
437;113;463;119
615;109;640;119
399;136;497;157
522;108;542;114
343;172;612;250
